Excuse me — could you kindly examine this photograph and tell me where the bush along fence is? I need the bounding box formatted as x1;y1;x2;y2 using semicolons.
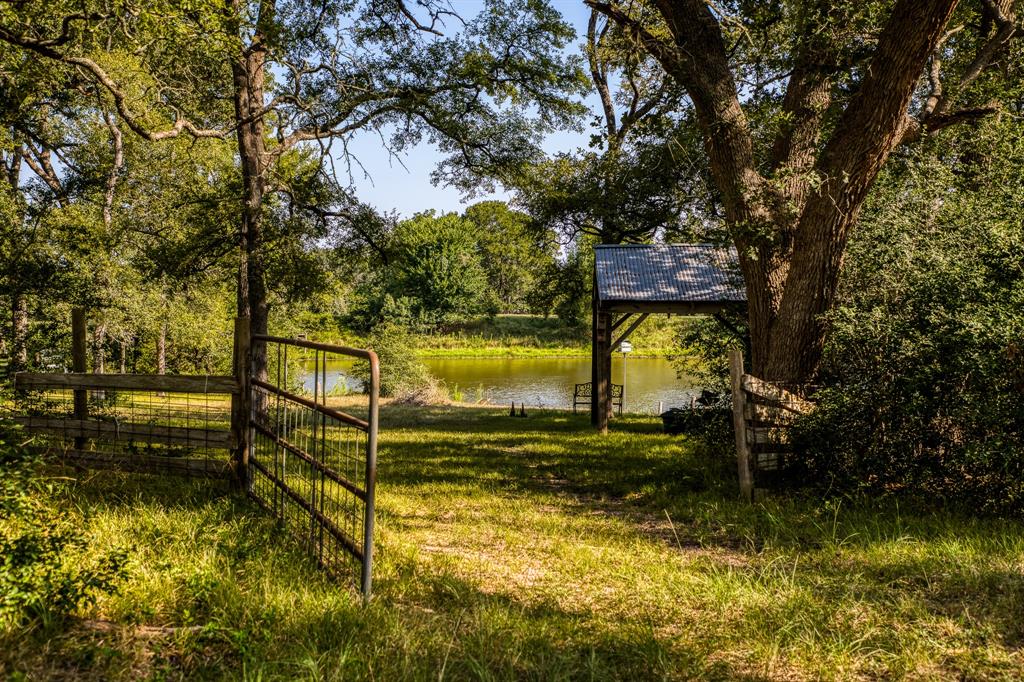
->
5;311;380;601
730;349;814;501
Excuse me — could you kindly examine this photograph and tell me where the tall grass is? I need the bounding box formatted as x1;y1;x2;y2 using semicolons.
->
2;405;1023;680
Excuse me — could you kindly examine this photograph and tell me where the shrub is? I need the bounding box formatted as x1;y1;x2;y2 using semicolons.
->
0;428;128;629
790;124;1024;513
352;322;434;399
661;391;733;458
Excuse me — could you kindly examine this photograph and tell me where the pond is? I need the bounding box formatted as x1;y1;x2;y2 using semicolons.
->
303;356;701;414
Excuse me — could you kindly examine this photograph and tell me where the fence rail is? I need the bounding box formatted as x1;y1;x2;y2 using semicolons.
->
15;372;237;393
247;333;379;601
11;373;237;479
730;349;814;501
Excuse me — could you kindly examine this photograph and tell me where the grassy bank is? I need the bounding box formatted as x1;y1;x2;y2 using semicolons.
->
411;314;684;358
4;406;1024;680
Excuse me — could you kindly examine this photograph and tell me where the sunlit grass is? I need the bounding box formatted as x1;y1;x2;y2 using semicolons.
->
412;314;684;358
3;405;1023;680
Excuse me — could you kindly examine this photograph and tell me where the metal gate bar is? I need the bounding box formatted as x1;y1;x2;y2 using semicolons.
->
247;335;379;599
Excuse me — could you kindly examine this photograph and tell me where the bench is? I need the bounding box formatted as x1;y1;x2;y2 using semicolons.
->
573;382;623;415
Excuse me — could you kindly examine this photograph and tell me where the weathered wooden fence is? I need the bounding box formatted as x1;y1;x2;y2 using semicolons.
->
730;349;813;501
11;310;242;479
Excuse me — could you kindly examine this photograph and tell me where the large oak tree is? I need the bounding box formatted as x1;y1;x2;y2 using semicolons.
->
0;0;583;375
587;0;1022;382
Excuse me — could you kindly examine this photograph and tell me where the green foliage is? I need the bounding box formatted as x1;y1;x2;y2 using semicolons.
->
347;203;559;334
670;312;747;392
526;241;592;328
390;212;488;327
0;430;127;629
793;119;1024;512
352;322;432;398
463;201;556;313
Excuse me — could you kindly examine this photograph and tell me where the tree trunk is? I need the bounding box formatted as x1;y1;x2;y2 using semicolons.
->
11;293;28;372
596;0;964;386
230;5;271;382
751;0;960;384
156;320;167;376
93;318;107;374
119;337;127;374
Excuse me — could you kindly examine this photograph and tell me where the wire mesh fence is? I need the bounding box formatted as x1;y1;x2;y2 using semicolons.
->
247;335;379;600
8;373;237;478
3;315;380;599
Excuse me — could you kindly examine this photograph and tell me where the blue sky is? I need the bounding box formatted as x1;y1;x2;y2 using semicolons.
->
337;0;599;217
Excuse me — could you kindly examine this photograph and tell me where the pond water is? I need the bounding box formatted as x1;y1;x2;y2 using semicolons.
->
303;356;701;414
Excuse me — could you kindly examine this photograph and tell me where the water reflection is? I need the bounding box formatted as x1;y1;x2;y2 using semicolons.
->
303;357;701;413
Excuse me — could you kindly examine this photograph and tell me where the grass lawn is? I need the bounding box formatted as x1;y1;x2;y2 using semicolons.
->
3;405;1024;680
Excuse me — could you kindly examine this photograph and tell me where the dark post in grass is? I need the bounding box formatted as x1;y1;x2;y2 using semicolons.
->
730;348;753;502
71;307;88;451
591;276;612;434
231;316;252;491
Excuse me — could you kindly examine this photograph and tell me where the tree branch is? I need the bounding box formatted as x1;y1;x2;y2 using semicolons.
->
102;111;124;230
0;25;228;142
587;9;618;140
395;0;445;36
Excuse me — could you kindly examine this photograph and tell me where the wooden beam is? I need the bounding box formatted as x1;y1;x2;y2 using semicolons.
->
591;281;611;433
14;417;233;448
72;308;88;450
744;402;801;425
604;301;745;315
610;313;633;333
15;372;238;394
741;375;813;413
610;313;649;354
231;316;252;490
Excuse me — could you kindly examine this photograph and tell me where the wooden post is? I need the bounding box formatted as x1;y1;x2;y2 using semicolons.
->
730;348;753;501
591;279;612;433
591;278;601;429
231;316;252;491
71;308;88;450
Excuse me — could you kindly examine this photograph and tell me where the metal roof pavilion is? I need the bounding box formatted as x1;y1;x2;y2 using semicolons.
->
589;243;746;432
594;244;746;314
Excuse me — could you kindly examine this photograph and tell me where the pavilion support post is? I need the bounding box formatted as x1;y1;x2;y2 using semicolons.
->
591;283;612;433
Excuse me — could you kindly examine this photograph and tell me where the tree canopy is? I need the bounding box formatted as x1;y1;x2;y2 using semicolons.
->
575;0;1023;381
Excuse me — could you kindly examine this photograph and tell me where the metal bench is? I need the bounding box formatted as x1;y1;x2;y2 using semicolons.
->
573;382;623;415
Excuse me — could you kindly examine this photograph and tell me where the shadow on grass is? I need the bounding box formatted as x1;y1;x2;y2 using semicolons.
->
9;403;1024;679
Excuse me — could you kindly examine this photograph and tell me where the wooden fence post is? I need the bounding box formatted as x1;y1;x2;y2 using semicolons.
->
730;348;753;502
71;308;88;450
231;317;251;491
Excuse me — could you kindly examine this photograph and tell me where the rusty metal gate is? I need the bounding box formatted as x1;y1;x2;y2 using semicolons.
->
245;335;379;600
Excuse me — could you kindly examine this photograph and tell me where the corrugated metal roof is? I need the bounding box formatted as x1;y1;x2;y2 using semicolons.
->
595;244;746;304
